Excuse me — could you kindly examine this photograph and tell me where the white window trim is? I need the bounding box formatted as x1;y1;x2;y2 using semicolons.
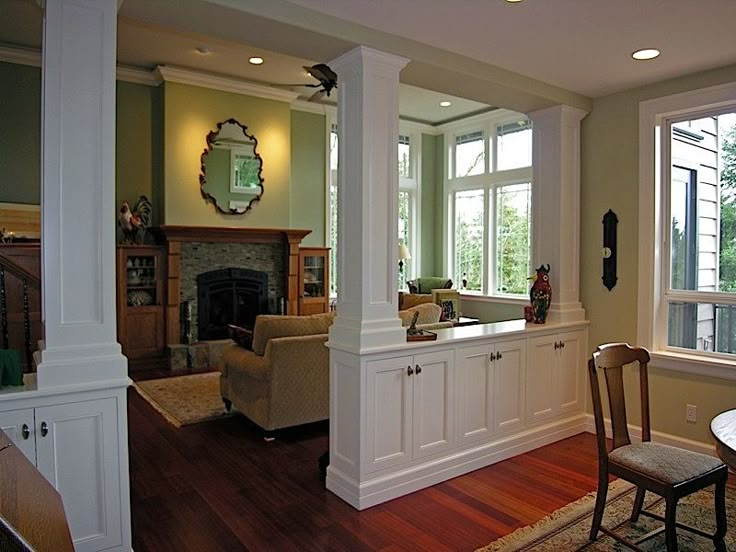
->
638;79;736;380
444;109;533;299
398;125;421;281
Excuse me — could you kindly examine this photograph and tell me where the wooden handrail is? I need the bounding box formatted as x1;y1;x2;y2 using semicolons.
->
0;253;40;288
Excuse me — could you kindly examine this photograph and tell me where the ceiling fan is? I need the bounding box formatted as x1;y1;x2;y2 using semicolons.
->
273;63;337;101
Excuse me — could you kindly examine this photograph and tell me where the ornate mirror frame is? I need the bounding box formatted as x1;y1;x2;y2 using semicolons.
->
199;118;264;215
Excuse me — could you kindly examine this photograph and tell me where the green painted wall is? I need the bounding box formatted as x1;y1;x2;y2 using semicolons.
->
420;133;437;275
434;134;445;276
581;63;736;444
116;80;162;225
0;62;40;204
290;110;326;246
163;82;292;227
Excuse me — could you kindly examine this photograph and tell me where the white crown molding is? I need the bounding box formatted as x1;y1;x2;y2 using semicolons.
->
0;45;41;67
398;119;438;135
155;65;299;103
291;99;336;116
117;65;161;86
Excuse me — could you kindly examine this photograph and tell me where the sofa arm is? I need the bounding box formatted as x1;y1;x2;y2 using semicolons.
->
262;333;330;426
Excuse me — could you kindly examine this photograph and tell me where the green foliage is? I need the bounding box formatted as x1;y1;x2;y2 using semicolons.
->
497;192;531;294
720;124;736;292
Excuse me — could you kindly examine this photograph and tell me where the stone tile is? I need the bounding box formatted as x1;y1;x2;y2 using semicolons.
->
189;343;210;369
168;345;189;373
208;339;232;371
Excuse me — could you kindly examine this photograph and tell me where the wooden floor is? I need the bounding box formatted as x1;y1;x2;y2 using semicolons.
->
128;378;604;552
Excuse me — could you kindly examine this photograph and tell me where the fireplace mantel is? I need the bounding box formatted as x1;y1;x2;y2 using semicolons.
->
157;225;312;345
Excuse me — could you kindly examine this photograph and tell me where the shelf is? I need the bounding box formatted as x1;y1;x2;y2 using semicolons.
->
127;285;156;290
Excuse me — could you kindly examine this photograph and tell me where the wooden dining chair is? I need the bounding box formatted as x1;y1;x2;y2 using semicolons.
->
588;342;728;551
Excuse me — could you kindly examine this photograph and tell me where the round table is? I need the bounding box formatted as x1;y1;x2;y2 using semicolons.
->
711;409;736;471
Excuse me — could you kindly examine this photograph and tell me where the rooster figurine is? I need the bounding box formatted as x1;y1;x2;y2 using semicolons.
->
118;195;152;244
529;264;552;324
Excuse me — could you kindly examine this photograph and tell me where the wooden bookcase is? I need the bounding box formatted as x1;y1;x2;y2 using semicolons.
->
298;247;330;315
116;245;165;364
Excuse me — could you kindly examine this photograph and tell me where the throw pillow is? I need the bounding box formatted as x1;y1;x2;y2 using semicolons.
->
228;324;253;351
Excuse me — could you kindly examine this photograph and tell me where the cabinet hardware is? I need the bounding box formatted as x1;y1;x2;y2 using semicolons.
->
21;424;30;440
489;352;496;361
415;364;422;375
497;352;503;360
407;365;414;376
560;341;566;348
40;421;48;437
553;341;559;350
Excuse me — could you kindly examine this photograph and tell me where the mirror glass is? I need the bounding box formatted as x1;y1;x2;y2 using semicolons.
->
200;119;264;214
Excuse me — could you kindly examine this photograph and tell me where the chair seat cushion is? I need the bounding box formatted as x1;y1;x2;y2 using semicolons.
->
609;442;724;485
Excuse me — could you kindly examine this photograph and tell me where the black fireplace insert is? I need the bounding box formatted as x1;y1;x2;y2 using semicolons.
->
197;268;268;340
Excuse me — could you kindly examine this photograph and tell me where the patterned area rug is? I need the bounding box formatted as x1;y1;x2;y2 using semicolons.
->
478;479;735;551
132;372;233;428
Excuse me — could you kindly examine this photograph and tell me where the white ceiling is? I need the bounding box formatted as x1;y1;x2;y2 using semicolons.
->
3;0;736;118
286;0;736;98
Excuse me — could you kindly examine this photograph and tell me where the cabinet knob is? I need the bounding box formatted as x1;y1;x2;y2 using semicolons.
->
497;352;503;360
489;352;496;361
553;341;559;350
21;424;30;440
560;341;566;349
415;364;422;375
40;421;48;437
407;365;414;376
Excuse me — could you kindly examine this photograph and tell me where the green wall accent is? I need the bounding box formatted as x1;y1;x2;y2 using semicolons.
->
580;63;736;443
0;62;40;205
434;134;445;276
290;110;326;246
420;133;437;276
116;80;162;225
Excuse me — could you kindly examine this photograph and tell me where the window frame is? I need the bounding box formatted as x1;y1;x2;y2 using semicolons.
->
444;110;533;300
638;80;736;380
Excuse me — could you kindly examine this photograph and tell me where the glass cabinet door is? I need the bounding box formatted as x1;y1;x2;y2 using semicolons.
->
125;254;157;306
303;255;325;299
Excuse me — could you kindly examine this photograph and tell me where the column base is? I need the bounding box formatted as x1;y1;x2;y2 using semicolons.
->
545;302;586;324
327;315;406;354
36;341;128;388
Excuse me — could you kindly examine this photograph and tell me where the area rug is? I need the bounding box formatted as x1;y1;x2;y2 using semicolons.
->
477;479;736;551
132;372;233;428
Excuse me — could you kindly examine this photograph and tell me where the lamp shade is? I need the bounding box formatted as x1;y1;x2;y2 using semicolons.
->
398;243;411;261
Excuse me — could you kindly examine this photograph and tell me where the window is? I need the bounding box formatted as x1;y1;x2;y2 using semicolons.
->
639;82;736;375
446;111;533;297
327;121;420;295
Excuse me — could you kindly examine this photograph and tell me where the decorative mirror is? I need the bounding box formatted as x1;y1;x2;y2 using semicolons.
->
200;118;264;214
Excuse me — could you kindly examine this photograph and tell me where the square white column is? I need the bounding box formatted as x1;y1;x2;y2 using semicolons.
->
328;46;410;353
37;0;127;387
529;105;588;323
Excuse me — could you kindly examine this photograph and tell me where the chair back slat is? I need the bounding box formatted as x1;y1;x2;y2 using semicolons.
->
604;366;631;449
589;343;652;454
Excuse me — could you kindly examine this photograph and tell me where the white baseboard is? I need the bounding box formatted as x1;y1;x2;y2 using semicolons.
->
327;414;588;510
583;414;716;457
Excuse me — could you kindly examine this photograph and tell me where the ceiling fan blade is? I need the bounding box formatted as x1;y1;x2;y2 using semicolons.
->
308;89;325;102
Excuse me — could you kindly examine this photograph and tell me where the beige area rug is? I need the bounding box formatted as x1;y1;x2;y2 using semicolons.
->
132;372;233;428
478;479;736;551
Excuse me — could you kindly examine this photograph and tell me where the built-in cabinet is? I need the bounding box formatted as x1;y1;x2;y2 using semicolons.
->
526;329;585;423
327;321;589;510
0;383;127;551
366;350;454;473
116;245;166;363
298;247;330;315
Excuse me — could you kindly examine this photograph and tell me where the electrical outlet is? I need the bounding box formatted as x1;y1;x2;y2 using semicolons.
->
686;404;697;423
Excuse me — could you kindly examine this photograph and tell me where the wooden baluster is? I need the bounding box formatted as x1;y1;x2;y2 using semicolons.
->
22;278;32;371
0;265;8;349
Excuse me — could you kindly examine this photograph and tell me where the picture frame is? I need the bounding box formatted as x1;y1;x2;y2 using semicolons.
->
432;289;460;321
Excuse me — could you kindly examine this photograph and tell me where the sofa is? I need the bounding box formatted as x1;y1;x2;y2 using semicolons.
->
219;303;450;432
399;276;453;310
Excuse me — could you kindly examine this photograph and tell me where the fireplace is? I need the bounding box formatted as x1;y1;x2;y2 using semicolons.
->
197;268;268;340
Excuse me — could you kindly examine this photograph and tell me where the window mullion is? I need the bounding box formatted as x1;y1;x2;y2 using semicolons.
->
484;187;492;295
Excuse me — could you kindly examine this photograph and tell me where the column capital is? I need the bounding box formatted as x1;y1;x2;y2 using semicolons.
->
528;103;589;126
330;46;410;75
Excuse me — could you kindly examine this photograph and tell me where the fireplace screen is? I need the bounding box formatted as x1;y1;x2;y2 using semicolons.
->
197;268;268;340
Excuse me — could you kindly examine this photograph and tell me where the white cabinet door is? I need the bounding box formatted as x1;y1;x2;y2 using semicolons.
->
366;356;413;473
557;330;585;414
493;338;526;434
35;398;122;552
456;345;492;445
0;407;36;463
526;335;557;423
412;350;454;459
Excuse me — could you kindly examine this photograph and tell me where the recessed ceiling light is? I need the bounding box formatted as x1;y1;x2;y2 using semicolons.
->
632;48;660;60
249;56;264;65
194;47;211;55
505;0;524;3
439;101;452;107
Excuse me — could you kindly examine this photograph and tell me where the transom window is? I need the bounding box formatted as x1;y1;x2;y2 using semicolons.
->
446;111;533;297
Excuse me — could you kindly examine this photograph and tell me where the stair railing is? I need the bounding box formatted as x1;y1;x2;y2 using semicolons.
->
0;252;41;371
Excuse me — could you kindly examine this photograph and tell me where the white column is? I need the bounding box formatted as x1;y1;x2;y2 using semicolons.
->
328;46;409;353
37;0;127;387
528;105;588;323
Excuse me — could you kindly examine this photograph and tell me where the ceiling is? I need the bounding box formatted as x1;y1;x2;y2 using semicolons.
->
2;0;736;119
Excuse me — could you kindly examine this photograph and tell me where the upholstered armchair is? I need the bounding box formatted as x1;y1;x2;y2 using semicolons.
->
399;277;453;310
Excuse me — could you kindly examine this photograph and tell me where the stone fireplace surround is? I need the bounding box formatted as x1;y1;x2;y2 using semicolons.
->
159;226;311;347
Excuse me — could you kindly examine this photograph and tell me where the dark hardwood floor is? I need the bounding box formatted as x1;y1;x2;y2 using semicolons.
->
128;378;605;551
